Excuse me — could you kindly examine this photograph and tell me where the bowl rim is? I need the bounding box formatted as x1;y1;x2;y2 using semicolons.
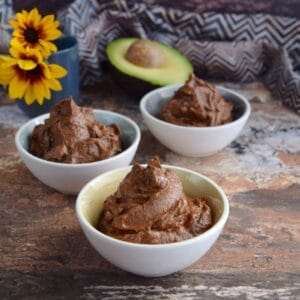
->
140;84;251;130
76;164;230;249
15;109;141;168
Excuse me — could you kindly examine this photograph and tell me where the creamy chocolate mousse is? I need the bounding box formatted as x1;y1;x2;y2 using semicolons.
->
160;74;233;126
30;97;121;163
98;157;212;244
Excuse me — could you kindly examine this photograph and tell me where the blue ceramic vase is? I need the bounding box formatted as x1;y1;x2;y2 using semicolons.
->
17;36;80;117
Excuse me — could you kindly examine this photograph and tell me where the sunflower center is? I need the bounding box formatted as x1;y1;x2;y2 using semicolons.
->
16;65;43;82
24;28;39;43
28;65;43;80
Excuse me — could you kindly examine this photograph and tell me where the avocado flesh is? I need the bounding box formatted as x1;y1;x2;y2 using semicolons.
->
106;38;193;87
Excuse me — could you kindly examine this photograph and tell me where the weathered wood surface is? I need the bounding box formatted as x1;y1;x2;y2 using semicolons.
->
0;79;299;299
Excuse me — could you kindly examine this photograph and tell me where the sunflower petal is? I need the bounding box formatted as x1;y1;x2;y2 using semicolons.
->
12;30;25;38
34;50;43;63
0;55;11;63
48;64;68;78
40;15;55;26
43;29;62;40
24;84;36;105
9;19;19;29
28;8;40;27
17;59;37;70
41;63;51;79
25;48;43;63
41;19;60;31
14;23;26;31
49;20;60;29
22;10;29;17
28;8;39;27
9;47;22;59
0;55;13;63
47;78;62;91
32;81;46;105
17;79;30;98
37;42;51;58
48;42;57;52
16;11;28;23
0;67;16;84
11;38;25;48
1;57;18;68
40;79;51;99
9;75;29;99
39;39;57;53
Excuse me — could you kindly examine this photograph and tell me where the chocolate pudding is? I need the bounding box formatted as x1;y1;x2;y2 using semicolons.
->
160;74;233;126
30;97;121;163
98;157;212;244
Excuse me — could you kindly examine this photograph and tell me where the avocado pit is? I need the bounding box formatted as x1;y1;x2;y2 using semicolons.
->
125;39;166;68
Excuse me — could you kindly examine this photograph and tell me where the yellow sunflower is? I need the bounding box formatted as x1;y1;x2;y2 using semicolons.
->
0;47;67;105
9;8;62;58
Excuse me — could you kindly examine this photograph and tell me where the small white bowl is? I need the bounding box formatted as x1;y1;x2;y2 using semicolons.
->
76;165;229;277
140;84;251;157
15;110;141;194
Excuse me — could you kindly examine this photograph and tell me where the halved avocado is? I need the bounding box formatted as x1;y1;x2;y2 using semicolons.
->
106;38;193;97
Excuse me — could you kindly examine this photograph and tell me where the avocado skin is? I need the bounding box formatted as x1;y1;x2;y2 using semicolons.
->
108;62;161;99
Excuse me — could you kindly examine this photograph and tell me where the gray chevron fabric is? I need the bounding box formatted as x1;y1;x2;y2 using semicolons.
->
59;0;300;113
0;0;13;53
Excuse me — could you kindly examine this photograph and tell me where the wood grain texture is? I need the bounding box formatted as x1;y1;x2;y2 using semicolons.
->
0;79;299;299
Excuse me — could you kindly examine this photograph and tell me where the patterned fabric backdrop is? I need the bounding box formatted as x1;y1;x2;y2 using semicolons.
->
59;0;300;114
0;0;13;53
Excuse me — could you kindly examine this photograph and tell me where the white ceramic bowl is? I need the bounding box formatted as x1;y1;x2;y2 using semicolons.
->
76;165;229;277
15;110;141;194
140;84;251;157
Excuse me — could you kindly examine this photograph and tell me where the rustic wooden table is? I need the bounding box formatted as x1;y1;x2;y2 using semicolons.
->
0;78;299;299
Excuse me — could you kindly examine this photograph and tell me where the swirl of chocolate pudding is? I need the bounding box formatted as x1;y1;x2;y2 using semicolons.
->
30;97;121;163
160;74;233;126
98;157;212;244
